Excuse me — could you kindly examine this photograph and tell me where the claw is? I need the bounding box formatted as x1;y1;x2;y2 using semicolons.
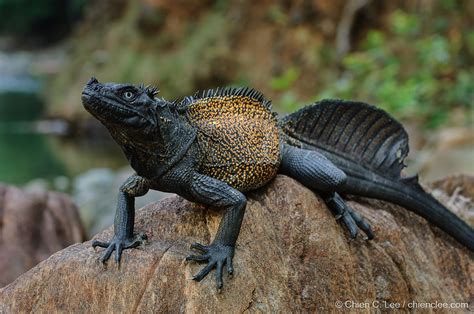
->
358;220;374;240
226;256;233;277
364;229;374;240
334;207;345;220
138;232;148;242
215;261;224;290
127;238;142;249
115;242;123;263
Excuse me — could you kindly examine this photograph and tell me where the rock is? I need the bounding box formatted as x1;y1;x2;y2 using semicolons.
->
430;175;474;227
0;175;472;312
0;184;85;287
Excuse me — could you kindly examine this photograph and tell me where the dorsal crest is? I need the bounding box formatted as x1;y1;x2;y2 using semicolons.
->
138;83;159;99
191;87;272;111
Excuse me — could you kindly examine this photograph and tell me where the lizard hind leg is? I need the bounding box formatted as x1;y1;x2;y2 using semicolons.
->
279;144;374;240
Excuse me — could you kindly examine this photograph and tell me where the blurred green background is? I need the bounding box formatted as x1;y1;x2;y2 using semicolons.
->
0;0;472;233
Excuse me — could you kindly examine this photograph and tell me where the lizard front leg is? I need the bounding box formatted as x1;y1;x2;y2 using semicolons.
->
92;174;150;263
184;173;247;291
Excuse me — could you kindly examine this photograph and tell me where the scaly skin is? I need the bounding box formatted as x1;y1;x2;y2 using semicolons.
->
187;92;280;191
81;78;474;291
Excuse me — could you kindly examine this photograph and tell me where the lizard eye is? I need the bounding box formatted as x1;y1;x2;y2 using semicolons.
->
122;91;136;100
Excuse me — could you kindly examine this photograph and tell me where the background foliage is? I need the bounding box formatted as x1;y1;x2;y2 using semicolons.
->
0;0;86;41
316;7;473;128
32;0;471;130
0;0;472;191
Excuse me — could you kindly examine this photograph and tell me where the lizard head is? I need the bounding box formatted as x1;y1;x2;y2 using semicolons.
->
81;77;163;133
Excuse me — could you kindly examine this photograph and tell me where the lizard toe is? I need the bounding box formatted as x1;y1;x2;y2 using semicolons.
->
190;242;209;252
348;208;374;240
189;243;235;290
92;240;110;248
94;233;148;264
186;254;210;262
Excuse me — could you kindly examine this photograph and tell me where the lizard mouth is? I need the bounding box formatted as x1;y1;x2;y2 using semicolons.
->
81;91;92;103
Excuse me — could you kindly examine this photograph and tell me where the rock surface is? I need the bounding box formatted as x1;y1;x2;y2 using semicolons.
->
0;184;85;287
0;175;473;312
430;175;474;227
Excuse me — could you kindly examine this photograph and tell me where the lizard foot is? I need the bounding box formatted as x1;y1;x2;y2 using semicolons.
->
186;242;234;291
92;232;147;264
337;205;374;240
325;192;374;240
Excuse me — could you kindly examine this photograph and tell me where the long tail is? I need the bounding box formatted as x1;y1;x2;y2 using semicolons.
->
280;99;474;250
342;173;474;250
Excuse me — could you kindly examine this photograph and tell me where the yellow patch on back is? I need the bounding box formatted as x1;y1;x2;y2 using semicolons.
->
187;94;281;191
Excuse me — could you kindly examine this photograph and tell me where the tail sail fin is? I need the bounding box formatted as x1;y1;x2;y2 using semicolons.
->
279;99;409;179
280;99;474;250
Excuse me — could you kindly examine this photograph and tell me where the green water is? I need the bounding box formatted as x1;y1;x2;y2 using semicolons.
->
0;91;127;186
0;132;65;184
